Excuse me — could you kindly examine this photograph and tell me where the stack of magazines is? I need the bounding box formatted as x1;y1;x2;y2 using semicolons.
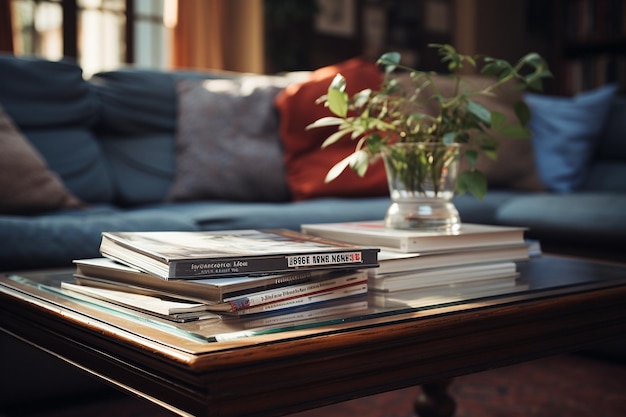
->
64;229;379;323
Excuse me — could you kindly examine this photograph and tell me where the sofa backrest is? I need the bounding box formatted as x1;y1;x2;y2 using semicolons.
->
0;54;254;208
0;54;115;203
582;96;626;192
88;68;242;206
88;69;179;206
596;96;626;160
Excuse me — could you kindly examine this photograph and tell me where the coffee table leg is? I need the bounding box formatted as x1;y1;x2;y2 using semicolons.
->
413;379;456;417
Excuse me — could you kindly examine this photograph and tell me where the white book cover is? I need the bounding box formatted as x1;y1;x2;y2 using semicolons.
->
369;261;518;292
371;276;527;309
373;244;530;276
302;220;527;253
60;281;210;315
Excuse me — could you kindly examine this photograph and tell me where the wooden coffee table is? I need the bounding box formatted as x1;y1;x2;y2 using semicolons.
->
1;256;625;417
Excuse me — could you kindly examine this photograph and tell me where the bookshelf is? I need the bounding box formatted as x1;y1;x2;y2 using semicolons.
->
556;0;626;95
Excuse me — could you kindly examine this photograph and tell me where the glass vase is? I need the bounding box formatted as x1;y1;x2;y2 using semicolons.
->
382;142;462;232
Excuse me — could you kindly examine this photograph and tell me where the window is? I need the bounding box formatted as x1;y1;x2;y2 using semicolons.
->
9;0;172;77
12;0;64;61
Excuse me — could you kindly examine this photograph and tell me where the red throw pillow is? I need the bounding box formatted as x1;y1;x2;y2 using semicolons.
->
275;57;389;201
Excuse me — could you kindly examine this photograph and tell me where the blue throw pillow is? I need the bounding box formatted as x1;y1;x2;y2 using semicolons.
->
526;84;618;192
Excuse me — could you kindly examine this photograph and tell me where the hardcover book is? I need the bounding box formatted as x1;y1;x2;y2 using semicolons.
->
99;229;379;279
301;220;527;253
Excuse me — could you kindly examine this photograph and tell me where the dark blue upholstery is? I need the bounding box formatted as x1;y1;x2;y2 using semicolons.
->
0;54;113;203
0;54;625;270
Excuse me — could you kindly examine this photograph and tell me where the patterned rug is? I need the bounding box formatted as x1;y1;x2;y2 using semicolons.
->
10;353;626;417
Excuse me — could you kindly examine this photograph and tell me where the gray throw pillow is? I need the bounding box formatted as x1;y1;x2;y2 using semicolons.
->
167;76;292;202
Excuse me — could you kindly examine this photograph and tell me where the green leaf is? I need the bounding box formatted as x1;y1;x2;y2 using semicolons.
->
498;124;531;138
353;89;372;108
483;148;498;160
377;52;401;74
524;73;544;91
456;170;487;200
490;111;507;129
479;136;499;151
321;128;352;148
327;88;348;118
324;154;353;183
365;133;385;153
464;149;479;167
481;59;510;77
329;73;346;91
518;52;544;68
305;116;344;130
467;101;491;125
514;101;531;125
442;131;457;145
349;149;370;177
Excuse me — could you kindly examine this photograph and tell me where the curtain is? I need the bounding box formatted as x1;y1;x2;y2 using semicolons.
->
172;0;264;73
0;0;14;53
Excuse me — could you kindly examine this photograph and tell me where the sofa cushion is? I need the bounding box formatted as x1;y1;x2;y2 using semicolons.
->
166;76;291;202
0;205;197;270
452;191;522;225
0;106;82;214
0;55;114;203
138;198;391;232
0;54;98;127
525;84;618;192
496;192;626;244
88;70;180;205
582;161;626;193
98;133;175;206
275;58;389;201
25;128;115;203
90;69;178;135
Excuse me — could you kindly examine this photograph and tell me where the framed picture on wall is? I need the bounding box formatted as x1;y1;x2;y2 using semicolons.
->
315;0;356;37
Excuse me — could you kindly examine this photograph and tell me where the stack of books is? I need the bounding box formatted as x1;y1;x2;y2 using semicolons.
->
64;229;379;324
301;221;537;308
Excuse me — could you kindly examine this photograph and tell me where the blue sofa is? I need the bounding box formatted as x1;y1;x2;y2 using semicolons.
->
1;53;625;411
1;54;625;271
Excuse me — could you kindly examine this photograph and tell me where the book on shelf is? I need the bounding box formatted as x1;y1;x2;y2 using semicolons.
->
74;257;346;303
370;275;527;309
74;263;368;313
369;261;519;292
99;229;379;279
371;244;530;276
301;220;527;253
